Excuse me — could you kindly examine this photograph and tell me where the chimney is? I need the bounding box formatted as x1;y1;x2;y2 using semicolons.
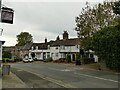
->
45;38;47;43
56;35;60;41
63;31;69;40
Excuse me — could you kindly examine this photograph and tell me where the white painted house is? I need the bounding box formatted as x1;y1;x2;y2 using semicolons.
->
29;31;98;62
29;31;80;61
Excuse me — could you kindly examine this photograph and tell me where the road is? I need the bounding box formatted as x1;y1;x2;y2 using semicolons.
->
10;62;119;88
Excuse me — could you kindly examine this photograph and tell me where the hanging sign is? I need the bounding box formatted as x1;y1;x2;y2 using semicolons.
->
1;7;14;24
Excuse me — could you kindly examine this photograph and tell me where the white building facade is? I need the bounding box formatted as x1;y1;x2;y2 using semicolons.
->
29;31;98;62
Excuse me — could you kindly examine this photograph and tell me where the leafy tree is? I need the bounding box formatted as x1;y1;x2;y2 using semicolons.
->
113;0;120;15
91;25;120;71
16;32;33;46
113;0;120;25
75;1;116;50
2;51;12;59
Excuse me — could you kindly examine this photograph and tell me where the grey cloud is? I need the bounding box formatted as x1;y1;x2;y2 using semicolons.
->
1;1;101;46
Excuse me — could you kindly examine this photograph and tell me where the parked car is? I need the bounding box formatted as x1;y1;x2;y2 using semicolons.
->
23;58;29;63
28;58;34;62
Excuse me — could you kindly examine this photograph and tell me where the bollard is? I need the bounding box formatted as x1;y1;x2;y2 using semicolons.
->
2;65;10;75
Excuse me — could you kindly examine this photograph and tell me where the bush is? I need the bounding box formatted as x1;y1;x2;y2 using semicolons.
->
66;53;71;63
14;57;22;62
91;25;120;71
43;57;53;62
83;57;94;64
2;51;12;59
2;58;14;63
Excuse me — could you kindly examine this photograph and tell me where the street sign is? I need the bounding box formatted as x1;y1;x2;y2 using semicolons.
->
1;7;14;24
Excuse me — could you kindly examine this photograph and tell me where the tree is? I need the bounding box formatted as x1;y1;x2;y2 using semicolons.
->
113;0;120;15
75;1;116;50
91;25;120;71
16;32;33;46
2;51;12;59
113;0;120;25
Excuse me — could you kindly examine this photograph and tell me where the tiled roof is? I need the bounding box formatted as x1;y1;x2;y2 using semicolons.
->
21;38;80;50
32;43;48;50
22;43;33;50
51;38;80;46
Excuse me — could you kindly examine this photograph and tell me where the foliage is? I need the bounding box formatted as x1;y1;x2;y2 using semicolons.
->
80;37;93;51
44;57;53;62
2;51;12;59
113;0;120;25
75;1;117;50
113;0;120;15
16;32;33;46
66;53;71;63
76;52;80;61
91;25;120;71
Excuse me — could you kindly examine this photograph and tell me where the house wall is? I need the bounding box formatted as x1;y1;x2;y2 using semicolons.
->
29;44;98;62
19;50;29;59
59;45;79;53
29;45;80;61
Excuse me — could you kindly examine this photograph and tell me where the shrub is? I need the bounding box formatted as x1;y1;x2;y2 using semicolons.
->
44;57;53;62
66;53;71;63
91;25;120;71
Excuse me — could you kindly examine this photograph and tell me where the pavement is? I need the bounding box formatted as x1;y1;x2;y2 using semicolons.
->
2;72;28;88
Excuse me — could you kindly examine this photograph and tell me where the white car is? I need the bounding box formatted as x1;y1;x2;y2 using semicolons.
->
23;58;29;63
28;58;34;62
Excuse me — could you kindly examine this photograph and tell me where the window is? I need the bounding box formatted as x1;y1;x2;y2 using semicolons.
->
76;45;80;49
48;45;50;49
63;46;65;50
36;46;38;50
56;53;58;57
90;54;93;58
31;46;33;50
61;45;65;50
47;53;50;58
56;47;58;49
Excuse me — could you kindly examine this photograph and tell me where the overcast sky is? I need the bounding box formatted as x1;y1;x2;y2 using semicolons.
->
0;0;104;46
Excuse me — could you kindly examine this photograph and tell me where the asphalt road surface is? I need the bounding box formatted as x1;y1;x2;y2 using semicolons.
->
11;68;63;88
10;62;120;89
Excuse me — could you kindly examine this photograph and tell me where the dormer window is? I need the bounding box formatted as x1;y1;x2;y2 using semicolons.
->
56;47;58;49
48;45;50;49
36;46;38;50
31;46;33;50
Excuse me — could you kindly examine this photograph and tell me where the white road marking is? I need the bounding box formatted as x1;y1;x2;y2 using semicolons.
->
17;70;23;72
74;72;120;83
61;69;71;72
49;67;60;71
49;67;84;72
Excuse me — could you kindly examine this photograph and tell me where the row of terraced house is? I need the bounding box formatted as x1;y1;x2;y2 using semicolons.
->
3;31;98;63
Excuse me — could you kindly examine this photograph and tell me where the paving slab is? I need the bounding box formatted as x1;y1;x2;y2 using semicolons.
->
2;72;28;88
